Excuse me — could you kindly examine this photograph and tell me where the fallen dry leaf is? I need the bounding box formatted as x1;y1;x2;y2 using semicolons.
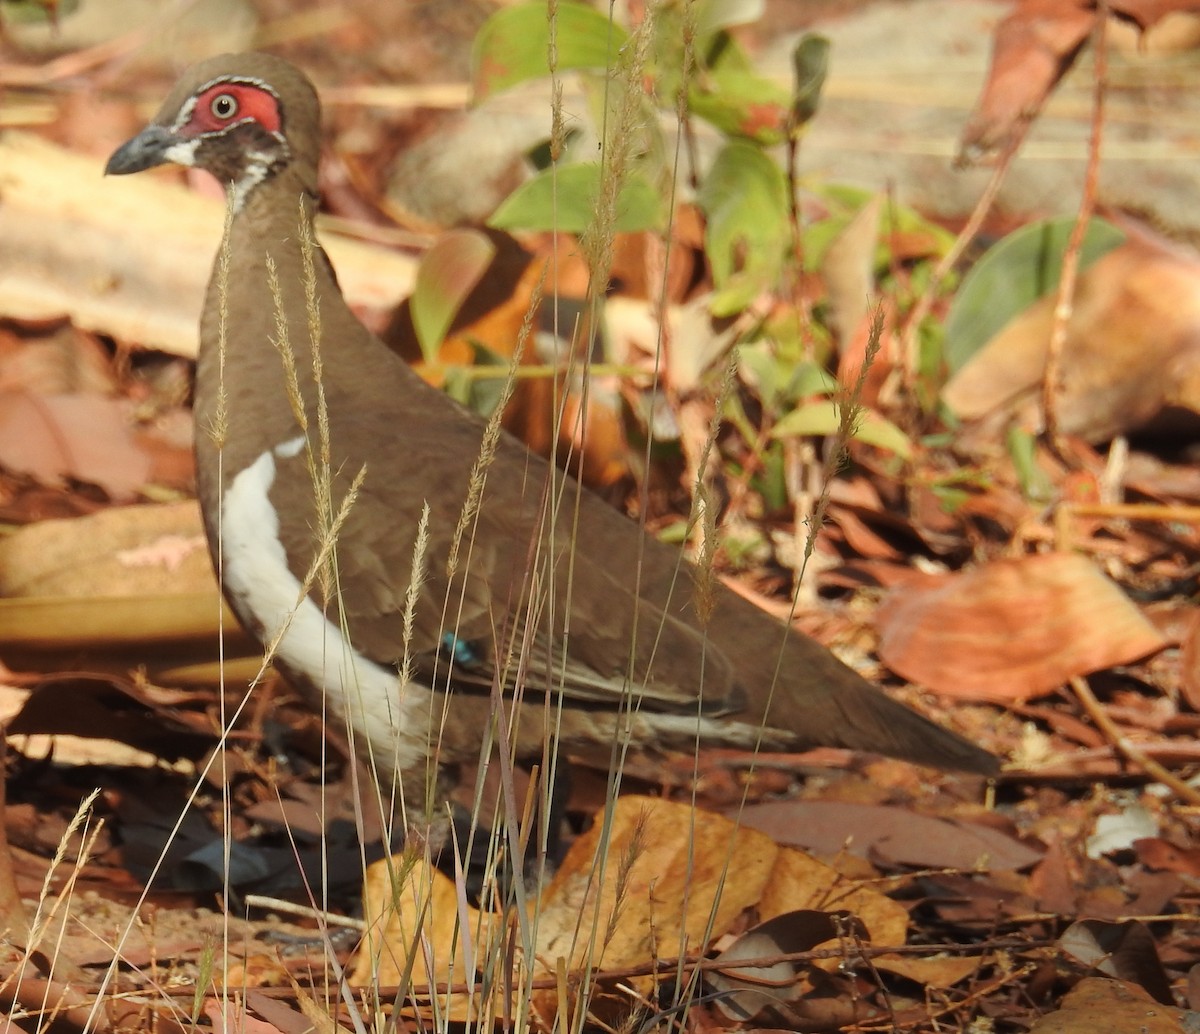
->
875;552;1167;700
1028;976;1190;1034
533;795;778;975
1177;610;1200;713
738;800;1043;872
1059;919;1174;1003
0;392;153;500
352;851;499;1021
705;910;870;1023
0;501;214;598
960;0;1095;159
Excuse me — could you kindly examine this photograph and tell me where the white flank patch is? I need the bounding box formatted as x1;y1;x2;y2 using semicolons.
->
220;438;430;778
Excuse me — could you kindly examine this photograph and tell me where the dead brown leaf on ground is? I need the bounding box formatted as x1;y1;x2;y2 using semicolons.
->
1;2;1200;1031
875;552;1168;701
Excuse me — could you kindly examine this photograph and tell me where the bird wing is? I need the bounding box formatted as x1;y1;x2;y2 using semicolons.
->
267;418;742;716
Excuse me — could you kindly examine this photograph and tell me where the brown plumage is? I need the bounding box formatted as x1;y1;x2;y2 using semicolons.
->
106;53;996;818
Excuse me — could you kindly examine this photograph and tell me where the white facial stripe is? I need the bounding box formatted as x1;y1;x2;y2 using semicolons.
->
220;438;430;779
170;93;198;132
161;138;201;167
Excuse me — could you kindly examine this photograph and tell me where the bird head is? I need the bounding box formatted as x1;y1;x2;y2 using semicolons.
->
105;52;321;204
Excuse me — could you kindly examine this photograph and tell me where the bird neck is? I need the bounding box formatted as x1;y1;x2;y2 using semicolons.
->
193;168;341;497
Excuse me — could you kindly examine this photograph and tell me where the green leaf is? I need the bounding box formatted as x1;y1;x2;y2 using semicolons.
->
410;229;496;364
689;68;791;145
488;163;664;233
930;484;969;513
738;344;835;412
771;400;913;460
944;216;1127;372
443;341;511;418
1006;426;1054;502
696;142;789;315
687;26;792;144
471;1;628;100
802;183;954;273
790;34;830;127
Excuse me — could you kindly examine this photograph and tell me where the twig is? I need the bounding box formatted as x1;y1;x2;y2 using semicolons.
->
1061;502;1200;523
243;896;365;931
1068;676;1200;804
895;127;1028;405
1043;2;1110;453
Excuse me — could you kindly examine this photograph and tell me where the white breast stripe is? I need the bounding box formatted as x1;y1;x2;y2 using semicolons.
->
220;438;429;777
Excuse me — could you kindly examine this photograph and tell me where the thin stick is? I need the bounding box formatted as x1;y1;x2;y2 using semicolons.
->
1042;3;1110;451
895;127;1028;402
1068;676;1200;804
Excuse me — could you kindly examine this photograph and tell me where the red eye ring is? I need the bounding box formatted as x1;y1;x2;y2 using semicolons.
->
210;93;239;120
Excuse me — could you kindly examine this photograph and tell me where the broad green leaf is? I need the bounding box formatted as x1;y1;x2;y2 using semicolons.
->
411;229;496;364
943;217;1127;373
696;142;789;315
756;448;789;511
488;163;664;233
771;399;914;460
471;1;628;100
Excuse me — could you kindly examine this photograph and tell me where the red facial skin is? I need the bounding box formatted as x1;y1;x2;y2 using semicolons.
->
184;83;282;137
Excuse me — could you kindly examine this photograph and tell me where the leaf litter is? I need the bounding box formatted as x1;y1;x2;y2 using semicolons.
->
1;1;1200;1032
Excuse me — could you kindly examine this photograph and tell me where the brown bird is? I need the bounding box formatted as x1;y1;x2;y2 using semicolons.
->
105;54;996;831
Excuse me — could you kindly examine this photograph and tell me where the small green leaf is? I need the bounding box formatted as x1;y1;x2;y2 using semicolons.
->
930;484;969;513
771;400;913;460
944;217;1127;372
696;142;789;315
687;27;792;145
738;344;835;412
411;229;496;364
791;34;830;127
471;1;628;100
443;341;511;418
1006;426;1054;502
655;519;690;545
787;361;838;400
488;163;664;233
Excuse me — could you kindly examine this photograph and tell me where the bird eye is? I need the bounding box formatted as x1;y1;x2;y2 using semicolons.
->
210;93;239;120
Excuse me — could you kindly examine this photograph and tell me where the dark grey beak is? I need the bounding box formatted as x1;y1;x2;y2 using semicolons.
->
104;125;178;175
